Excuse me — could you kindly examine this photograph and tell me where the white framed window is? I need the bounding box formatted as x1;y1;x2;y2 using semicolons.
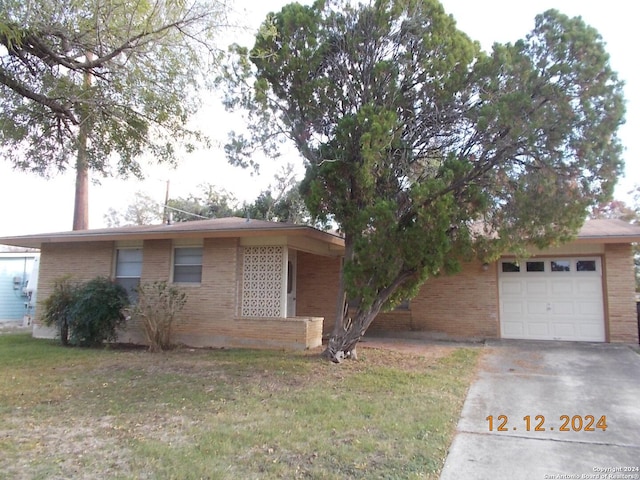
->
526;261;545;272
173;247;203;283
576;259;597;272
115;248;143;298
501;261;520;273
551;260;571;272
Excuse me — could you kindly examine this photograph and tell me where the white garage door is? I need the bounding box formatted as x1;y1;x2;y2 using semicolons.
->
499;257;605;342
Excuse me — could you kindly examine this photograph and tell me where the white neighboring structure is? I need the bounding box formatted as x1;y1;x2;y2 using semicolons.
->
0;247;40;325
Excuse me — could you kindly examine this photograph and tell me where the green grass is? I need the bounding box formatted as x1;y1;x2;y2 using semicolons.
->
0;333;480;479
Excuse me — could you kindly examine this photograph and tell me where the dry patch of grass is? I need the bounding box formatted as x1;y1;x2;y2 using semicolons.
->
0;333;480;479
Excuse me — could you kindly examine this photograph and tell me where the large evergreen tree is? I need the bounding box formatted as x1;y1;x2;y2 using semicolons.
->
224;0;625;361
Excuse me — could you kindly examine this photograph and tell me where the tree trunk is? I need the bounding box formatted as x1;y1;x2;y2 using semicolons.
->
322;233;386;362
60;318;69;346
322;307;381;363
72;146;89;230
72;54;93;231
321;232;417;363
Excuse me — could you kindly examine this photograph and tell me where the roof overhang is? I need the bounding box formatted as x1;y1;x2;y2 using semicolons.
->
572;218;640;244
1;218;636;253
572;235;640;244
0;217;345;254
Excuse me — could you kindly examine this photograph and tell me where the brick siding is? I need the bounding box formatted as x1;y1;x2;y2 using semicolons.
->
35;242;114;328
603;243;639;343
408;260;500;339
296;251;341;335
35;239;324;349
33;237;639;347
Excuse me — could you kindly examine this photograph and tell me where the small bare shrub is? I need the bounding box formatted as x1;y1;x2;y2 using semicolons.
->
130;281;187;352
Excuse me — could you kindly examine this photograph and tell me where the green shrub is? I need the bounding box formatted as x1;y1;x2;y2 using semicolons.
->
41;276;129;347
130;281;187;352
68;277;130;347
41;276;77;346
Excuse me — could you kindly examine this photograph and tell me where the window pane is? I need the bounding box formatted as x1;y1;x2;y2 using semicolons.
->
551;260;570;272
117;262;142;277
526;261;545;272
174;265;202;283
395;299;410;311
175;247;203;265
501;262;520;273
115;277;140;301
577;260;596;272
174;247;203;283
116;249;143;277
117;249;143;263
116;249;142;277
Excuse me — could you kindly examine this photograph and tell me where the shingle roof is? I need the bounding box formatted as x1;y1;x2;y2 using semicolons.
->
0;217;638;250
0;217;344;249
576;218;640;242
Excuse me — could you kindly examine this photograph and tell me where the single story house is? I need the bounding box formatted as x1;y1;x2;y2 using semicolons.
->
0;249;39;325
0;217;638;348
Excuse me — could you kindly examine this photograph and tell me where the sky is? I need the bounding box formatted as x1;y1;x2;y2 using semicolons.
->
0;0;638;237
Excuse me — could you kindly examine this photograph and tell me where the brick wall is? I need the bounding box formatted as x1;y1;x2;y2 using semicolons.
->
367;310;413;333
296;253;500;339
35;238;636;347
296;251;341;334
122;238;240;344
35;242;114;325
603;243;639;343
118;239;173;343
174;238;239;337
140;239;171;282
35;239;323;349
130;239;322;349
409;260;500;339
198;316;324;350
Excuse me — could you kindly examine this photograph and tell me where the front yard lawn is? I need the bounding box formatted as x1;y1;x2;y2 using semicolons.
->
0;333;479;479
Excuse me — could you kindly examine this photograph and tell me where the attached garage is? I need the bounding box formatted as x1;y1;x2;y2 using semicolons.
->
376;219;640;345
499;257;605;341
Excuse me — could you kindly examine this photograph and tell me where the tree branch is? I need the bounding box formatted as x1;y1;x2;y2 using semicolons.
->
0;67;78;124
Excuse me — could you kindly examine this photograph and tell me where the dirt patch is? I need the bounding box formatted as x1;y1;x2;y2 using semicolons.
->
359;337;466;362
479;345;548;375
0;323;30;335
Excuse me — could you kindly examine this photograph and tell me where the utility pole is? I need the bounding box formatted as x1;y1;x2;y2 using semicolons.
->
163;179;170;224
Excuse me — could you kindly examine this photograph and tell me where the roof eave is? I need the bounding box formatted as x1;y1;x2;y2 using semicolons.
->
574;235;640;244
0;225;344;250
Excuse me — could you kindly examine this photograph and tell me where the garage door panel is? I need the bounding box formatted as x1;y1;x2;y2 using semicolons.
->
526;302;548;315
550;281;574;295
579;323;605;341
576;280;601;295
552;323;578;338
502;301;524;314
501;281;523;295
552;302;575;315
526;322;550;337
502;321;525;336
499;257;604;342
578;301;602;315
525;281;547;295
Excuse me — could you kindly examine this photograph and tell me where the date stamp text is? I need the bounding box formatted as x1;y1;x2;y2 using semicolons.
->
486;414;608;432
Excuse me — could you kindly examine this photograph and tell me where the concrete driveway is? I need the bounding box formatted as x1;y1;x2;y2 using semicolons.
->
440;340;640;480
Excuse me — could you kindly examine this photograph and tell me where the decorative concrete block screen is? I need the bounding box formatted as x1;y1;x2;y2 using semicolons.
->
241;246;284;317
